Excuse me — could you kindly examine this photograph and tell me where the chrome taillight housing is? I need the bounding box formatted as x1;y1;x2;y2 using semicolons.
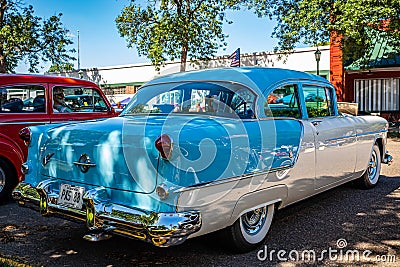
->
19;127;32;146
155;134;173;160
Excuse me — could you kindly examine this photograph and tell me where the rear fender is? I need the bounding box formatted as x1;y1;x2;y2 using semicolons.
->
0;137;24;182
228;185;288;225
21;124;56;186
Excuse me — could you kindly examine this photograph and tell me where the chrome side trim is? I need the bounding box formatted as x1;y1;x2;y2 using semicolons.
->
0;121;49;125
12;181;201;247
173;165;293;193
356;129;388;138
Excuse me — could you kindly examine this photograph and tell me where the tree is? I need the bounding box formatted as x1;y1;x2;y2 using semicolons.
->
116;0;240;72
248;0;400;67
0;0;75;73
47;62;74;73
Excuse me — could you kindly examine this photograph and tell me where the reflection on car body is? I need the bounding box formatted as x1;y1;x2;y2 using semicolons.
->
13;68;392;253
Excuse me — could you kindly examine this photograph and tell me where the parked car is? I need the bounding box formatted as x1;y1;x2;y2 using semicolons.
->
0;74;117;201
13;68;392;252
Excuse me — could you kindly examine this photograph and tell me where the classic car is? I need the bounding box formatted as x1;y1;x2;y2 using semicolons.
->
0;74;117;201
13;68;392;252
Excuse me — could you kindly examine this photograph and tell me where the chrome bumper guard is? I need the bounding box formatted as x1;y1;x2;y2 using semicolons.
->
383;151;393;165
13;180;201;247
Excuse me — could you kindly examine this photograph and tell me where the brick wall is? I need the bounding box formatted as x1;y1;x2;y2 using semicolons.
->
330;34;344;101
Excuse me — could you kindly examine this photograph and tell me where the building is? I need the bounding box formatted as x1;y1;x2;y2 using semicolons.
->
49;46;330;97
330;35;400;122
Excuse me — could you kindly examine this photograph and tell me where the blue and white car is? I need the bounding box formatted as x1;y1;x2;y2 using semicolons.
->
13;68;392;252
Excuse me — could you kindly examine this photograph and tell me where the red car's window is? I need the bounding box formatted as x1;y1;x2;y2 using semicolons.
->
0;85;46;113
53;86;108;113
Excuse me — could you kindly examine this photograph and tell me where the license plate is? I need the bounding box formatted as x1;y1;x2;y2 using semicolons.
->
58;184;85;209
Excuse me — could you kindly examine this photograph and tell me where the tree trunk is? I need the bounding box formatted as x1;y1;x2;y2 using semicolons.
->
0;53;7;73
0;0;7;73
180;44;187;72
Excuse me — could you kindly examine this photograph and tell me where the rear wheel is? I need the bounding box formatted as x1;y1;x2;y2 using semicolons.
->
224;204;275;253
355;144;381;189
0;158;17;202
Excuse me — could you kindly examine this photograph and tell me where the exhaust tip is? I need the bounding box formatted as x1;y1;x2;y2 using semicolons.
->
83;232;112;242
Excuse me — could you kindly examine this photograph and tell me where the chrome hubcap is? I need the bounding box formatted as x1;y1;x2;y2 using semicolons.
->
0;166;5;192
241;207;267;235
367;150;378;183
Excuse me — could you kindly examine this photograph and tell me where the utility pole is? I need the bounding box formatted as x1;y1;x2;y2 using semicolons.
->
77;30;81;70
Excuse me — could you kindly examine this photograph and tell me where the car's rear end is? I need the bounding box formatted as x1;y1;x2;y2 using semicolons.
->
13;116;203;246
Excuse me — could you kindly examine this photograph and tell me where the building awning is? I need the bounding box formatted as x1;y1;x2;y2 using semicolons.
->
345;29;400;70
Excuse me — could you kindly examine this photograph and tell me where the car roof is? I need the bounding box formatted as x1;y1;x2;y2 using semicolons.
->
0;74;97;87
144;67;331;93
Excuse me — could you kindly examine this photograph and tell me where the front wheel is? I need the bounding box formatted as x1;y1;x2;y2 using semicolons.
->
224;204;275;253
0;158;17;203
355;144;381;189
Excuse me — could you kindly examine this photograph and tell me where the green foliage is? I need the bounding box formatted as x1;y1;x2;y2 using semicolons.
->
116;0;241;71
47;62;74;73
248;0;400;67
0;0;75;73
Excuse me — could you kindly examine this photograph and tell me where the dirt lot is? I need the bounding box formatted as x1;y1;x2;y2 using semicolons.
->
0;138;399;266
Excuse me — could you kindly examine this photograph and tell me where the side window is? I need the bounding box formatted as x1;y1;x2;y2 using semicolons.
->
53;87;108;113
265;84;301;118
93;90;108;111
303;85;334;118
0;85;46;113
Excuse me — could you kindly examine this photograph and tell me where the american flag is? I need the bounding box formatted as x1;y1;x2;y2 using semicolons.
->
229;48;240;67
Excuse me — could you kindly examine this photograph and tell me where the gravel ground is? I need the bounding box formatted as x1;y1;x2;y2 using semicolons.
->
0;138;399;267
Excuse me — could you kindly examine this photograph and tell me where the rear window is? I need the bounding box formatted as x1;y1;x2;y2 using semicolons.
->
0;85;46;113
122;82;257;119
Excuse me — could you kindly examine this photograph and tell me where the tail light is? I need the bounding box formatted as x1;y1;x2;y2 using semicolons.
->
155;134;173;160
19;127;32;146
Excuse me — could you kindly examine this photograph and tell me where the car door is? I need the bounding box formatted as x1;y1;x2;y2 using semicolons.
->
264;83;315;204
301;84;357;189
49;84;113;123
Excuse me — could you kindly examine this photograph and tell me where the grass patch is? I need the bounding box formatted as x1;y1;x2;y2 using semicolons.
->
0;254;33;267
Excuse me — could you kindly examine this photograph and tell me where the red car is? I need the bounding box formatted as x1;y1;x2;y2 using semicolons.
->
0;74;117;201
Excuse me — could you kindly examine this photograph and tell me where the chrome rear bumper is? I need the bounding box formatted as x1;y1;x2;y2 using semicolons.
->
12;180;201;247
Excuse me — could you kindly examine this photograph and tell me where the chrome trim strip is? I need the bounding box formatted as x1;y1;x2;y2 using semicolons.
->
73;162;97;167
0;121;49;125
320;129;387;143
173;165;293;193
356;129;388;137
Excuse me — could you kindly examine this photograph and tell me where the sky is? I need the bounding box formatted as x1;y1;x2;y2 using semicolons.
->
17;0;277;73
